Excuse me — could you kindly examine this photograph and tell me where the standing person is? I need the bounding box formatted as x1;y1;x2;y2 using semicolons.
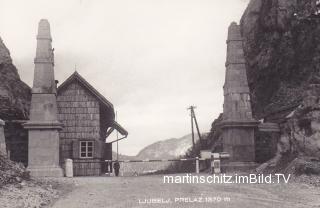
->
113;160;120;177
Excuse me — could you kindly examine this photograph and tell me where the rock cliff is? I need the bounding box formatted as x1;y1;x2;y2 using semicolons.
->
241;0;320;121
0;37;31;120
239;0;320;172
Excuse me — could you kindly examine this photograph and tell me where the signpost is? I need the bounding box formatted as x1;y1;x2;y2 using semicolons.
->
200;151;230;173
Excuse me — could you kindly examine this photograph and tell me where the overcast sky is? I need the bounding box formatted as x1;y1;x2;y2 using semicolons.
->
0;0;249;156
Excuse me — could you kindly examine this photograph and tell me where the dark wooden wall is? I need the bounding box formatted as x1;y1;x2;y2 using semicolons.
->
4;122;28;166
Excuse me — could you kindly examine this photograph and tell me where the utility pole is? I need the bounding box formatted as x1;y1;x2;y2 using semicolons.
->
192;108;203;143
116;111;119;161
187;106;202;149
190;108;195;148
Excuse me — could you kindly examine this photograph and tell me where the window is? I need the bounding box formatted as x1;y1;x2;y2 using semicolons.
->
80;141;94;158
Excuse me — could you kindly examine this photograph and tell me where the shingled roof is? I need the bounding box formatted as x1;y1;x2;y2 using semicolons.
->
57;71;114;110
57;71;127;137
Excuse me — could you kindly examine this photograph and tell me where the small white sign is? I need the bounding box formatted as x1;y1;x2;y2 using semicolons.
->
200;150;212;159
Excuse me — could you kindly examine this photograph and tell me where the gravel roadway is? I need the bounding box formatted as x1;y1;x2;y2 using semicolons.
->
51;174;320;208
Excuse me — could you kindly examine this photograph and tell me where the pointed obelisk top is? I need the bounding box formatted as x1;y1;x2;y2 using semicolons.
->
37;19;52;40
227;22;243;42
222;21;256;123
33;19;55;93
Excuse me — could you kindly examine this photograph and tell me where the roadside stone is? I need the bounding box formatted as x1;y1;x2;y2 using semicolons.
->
20;181;26;186
15;177;22;183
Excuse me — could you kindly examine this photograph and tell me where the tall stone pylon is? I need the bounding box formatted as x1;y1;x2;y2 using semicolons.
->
23;19;63;177
220;22;258;170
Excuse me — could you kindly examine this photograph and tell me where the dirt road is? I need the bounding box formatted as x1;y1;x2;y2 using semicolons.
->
51;174;320;208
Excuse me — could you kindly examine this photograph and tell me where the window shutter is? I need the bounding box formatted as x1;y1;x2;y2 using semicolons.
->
104;143;112;160
94;140;101;159
72;140;80;159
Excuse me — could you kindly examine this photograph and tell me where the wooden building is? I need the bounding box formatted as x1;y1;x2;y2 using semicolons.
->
57;71;127;176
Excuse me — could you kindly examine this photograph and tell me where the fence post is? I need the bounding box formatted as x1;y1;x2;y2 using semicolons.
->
0;119;7;157
195;157;199;174
121;162;124;177
213;153;221;174
210;155;214;174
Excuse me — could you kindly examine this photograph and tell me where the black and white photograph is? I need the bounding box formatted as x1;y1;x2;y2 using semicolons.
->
0;0;320;207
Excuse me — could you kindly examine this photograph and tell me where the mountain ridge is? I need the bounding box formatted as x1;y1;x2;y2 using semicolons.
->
135;133;200;160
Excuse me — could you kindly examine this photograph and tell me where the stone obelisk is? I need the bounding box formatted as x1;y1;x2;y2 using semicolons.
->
23;19;63;177
220;22;259;170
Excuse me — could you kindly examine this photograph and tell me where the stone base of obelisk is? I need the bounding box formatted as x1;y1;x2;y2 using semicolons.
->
27;165;63;177
24;122;63;177
223;162;259;172
220;120;259;172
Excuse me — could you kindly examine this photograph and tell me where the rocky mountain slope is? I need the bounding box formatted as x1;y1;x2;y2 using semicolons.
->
111;151;136;161
0;37;31;120
136;134;200;160
241;0;320;121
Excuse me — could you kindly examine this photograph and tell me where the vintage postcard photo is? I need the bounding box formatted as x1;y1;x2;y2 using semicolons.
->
0;0;319;207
